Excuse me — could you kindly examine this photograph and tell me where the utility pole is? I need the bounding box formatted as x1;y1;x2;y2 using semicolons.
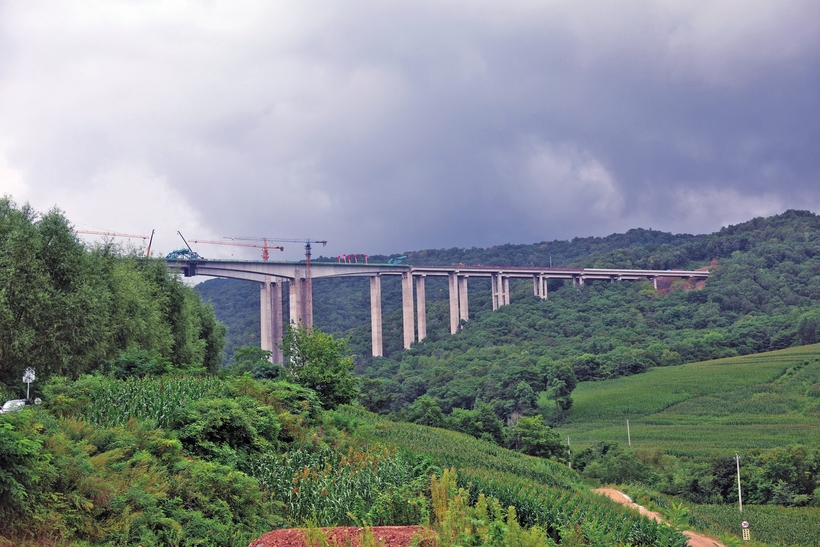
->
736;453;743;513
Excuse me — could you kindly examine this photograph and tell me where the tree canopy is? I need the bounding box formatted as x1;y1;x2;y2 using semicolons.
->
0;197;225;391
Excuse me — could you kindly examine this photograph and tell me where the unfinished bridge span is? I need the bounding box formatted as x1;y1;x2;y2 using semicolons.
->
166;259;710;363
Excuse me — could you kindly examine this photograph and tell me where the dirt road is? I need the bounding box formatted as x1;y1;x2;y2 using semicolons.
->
593;488;723;547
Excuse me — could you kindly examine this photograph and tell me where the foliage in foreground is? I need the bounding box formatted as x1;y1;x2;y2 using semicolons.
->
0;197;225;388
0;409;271;547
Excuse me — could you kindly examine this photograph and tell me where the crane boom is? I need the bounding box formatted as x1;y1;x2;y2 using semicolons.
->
189;238;284;261
75;229;149;239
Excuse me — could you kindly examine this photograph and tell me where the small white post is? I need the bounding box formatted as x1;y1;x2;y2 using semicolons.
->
627;419;631;446
23;367;35;400
567;436;572;469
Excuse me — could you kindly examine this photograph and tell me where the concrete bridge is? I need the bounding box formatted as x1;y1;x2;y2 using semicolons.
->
166;259;710;363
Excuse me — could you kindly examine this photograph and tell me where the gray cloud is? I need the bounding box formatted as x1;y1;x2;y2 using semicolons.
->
1;1;818;260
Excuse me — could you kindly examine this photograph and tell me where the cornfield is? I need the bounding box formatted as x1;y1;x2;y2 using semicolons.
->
690;503;820;546
84;376;226;429
251;446;429;527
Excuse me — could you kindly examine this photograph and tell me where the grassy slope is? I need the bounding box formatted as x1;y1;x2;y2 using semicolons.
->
558;344;820;456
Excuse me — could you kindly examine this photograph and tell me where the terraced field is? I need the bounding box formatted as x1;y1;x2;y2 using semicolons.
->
558;344;820;456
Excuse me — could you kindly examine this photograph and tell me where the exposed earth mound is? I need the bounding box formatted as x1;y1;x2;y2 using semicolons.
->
249;526;428;547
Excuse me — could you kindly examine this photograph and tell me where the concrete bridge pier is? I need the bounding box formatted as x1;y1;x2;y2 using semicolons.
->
289;275;302;325
402;272;415;349
260;280;271;356
271;279;283;364
260;277;284;364
415;275;427;341
289;269;313;327
369;276;383;357
449;272;459;334
492;273;513;308
534;274;548;299
458;275;469;323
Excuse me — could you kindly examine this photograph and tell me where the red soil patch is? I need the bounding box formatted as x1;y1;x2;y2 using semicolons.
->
249;526;430;547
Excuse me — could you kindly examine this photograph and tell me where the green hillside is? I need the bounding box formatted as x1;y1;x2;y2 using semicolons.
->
559;344;820;456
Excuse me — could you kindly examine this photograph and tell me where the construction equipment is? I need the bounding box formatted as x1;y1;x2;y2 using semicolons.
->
226;237;327;325
188;238;284;261
146;230;155;257
74;229;153;257
166;231;203;261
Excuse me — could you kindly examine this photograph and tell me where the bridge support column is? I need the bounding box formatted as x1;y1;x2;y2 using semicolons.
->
652;276;658;290
370;276;383;357
402;272;415;349
533;275;548;299
449;272;459;334
415;275;427;341
260;280;271;355
492;274;500;310
271;279;283;364
503;276;510;305
458;275;469;322
289;274;303;326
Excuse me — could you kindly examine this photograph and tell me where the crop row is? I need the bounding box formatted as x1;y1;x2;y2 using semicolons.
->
336;406;580;489
458;467;686;546
84;375;226;429
690;503;820;547
250;446;429;527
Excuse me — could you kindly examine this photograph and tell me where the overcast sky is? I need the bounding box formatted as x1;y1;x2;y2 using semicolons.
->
1;1;818;261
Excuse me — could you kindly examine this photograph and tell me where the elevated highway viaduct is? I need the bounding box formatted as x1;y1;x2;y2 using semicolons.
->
166;259;710;363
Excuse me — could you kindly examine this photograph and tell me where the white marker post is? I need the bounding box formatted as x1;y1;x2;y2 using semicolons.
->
23;367;35;400
627;419;631;446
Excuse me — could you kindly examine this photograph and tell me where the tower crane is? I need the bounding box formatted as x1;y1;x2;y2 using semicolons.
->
74;229;153;257
187;238;284;261
225;237;327;325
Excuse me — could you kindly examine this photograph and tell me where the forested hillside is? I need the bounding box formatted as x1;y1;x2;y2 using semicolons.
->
200;210;820;435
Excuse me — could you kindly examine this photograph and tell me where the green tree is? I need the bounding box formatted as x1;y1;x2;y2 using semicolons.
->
544;361;577;421
280;323;358;409
406;395;445;427
507;415;565;461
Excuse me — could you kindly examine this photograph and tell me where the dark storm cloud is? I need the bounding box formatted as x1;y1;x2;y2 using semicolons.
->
0;1;818;259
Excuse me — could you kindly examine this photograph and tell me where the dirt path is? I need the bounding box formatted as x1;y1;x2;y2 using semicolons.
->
593;488;723;547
